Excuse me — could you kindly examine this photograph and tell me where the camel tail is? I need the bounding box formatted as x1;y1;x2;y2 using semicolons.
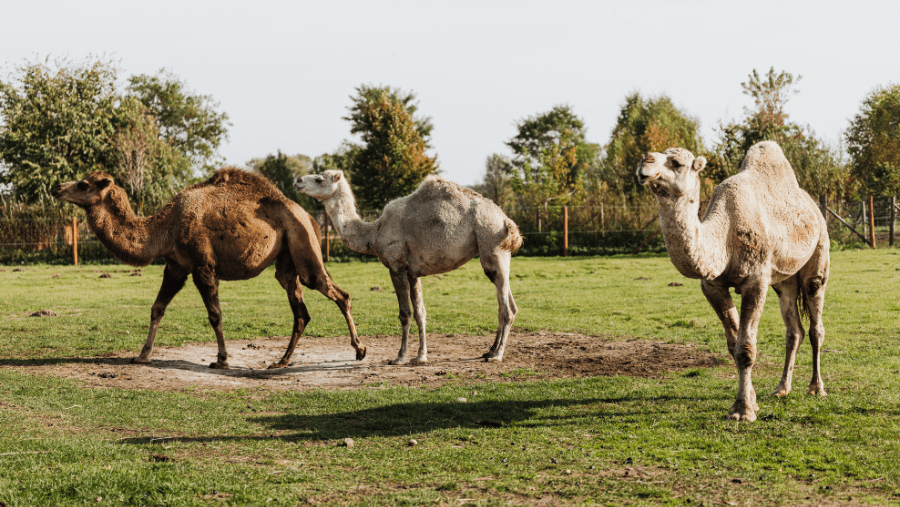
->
498;218;524;253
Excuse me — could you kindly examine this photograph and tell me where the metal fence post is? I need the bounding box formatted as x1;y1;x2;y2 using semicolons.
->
888;195;897;246
868;195;876;249
72;217;79;266
563;206;568;257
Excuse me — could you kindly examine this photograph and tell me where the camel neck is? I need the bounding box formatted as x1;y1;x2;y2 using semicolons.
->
85;188;172;266
657;190;728;280
323;181;377;255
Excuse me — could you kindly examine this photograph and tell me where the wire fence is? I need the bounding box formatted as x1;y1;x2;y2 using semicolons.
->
1;196;896;265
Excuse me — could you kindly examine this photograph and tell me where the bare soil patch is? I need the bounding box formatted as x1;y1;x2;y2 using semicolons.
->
5;331;723;392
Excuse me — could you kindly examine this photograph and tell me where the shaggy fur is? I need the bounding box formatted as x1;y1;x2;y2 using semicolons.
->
297;170;522;364
52;169;365;369
636;141;830;422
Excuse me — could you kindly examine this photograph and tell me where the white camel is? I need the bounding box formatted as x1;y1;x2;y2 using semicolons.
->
297;170;523;365
636;141;830;421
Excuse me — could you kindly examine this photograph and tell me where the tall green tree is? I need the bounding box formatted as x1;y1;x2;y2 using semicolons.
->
247;151;319;211
0;56;120;204
110;96;187;214
0;58;230;209
127;70;230;174
845;84;900;196
599;92;703;196
345;84;434;148
711;68;847;197
506;104;599;185
343;88;438;211
479;153;515;208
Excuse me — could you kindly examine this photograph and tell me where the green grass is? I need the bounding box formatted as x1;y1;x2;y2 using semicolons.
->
1;250;900;505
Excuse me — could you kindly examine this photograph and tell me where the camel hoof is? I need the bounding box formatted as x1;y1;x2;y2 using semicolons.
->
356;346;367;361
772;387;790;398
410;357;428;366
267;362;288;370
388;357;408;365
483;357;503;363
807;385;827;397
209;362;230;370
131;357;151;365
728;401;757;422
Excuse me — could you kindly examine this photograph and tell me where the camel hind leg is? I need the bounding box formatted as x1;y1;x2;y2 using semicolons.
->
771;277;805;398
285;221;366;361
480;249;517;362
802;269;828;397
269;252;311;369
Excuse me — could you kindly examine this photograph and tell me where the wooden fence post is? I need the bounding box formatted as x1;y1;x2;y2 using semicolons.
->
323;213;330;262
563;206;568;257
888;195;897;246
868;195;876;249
72;217;78;266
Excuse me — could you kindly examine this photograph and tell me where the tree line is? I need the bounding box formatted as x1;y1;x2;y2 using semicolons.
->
1;58;898;226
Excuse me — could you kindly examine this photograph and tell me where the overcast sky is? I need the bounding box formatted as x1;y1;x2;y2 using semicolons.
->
2;0;897;185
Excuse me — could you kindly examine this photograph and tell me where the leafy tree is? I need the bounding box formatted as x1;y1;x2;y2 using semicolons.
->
0;58;230;210
343;88;438;211
479;153;515;208
0;56;120;204
510;130;584;212
845;84;900;195
710;68;847;197
247;151;319;210
598;92;703;196
127;70;230;174
345;84;434;148
506;105;599;185
110;97;187;214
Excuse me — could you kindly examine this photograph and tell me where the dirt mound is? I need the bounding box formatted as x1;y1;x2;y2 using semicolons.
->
5;331;723;392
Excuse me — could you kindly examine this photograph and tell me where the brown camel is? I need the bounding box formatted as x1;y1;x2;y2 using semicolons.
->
52;169;366;369
297;170;523;365
636;141;830;421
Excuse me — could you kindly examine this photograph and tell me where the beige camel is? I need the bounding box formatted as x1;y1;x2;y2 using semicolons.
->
52;169;366;369
636;141;830;421
296;170;523;364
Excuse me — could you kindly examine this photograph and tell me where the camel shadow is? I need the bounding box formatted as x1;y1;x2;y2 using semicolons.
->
0;353;495;380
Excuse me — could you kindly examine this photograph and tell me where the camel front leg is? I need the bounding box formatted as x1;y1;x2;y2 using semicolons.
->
408;274;428;365
388;269;413;365
772;278;804;397
700;280;739;359
729;281;768;421
482;252;517;362
193;267;229;369
133;265;188;364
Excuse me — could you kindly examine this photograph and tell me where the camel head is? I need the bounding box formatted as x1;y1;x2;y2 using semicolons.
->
636;148;706;200
51;171;117;208
295;170;344;200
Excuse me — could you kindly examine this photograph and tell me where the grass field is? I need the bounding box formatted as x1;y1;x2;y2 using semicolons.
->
1;249;900;506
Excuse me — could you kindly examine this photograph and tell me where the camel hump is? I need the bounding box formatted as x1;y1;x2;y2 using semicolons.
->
738;141;799;188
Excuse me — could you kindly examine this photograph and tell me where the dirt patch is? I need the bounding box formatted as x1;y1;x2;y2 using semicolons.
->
3;331;723;392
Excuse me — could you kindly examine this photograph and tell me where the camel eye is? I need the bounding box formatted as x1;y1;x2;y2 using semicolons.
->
315;176;324;183
670;159;683;169
77;181;89;191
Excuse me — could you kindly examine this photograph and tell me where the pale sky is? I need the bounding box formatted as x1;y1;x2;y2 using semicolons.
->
1;0;897;185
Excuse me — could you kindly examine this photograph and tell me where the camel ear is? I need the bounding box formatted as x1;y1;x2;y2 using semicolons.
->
96;178;113;190
692;156;707;173
331;172;342;183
